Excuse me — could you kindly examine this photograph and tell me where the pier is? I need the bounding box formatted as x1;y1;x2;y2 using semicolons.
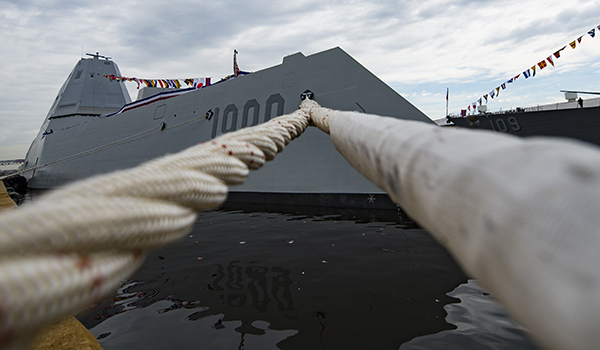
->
0;182;16;210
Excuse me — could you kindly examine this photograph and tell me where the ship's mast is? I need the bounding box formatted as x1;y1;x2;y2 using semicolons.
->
85;52;111;60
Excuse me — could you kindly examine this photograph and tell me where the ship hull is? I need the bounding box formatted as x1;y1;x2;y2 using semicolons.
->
448;106;600;147
22;48;432;209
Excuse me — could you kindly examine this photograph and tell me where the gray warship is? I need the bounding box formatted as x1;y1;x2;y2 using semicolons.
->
446;95;600;147
21;47;433;209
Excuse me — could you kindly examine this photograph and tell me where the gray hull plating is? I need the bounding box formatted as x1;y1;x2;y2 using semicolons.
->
23;48;432;207
448;106;600;147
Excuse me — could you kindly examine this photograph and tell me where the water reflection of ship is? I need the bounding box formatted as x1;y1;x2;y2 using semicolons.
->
399;280;541;350
81;209;476;349
189;262;297;321
220;200;421;228
91;280;163;322
89;298;296;349
83;261;298;333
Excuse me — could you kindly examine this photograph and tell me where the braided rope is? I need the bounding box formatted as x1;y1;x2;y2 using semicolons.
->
303;101;600;350
0;104;310;349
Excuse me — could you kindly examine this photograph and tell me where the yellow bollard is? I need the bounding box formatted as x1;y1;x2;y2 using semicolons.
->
27;316;102;350
0;182;17;210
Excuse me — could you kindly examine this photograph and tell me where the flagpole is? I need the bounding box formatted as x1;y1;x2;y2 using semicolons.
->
446;88;449;117
233;49;239;77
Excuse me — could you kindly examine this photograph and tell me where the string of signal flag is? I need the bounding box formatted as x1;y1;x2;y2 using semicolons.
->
102;50;249;90
459;24;600;116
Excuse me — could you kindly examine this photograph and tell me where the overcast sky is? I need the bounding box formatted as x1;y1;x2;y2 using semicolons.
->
1;0;599;159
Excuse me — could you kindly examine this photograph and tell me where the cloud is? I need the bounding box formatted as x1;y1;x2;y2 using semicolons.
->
1;0;599;158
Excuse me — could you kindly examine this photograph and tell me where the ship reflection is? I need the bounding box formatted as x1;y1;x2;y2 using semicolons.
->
188;262;298;320
399;280;541;350
220;200;421;228
79;208;540;349
89;299;297;350
86;262;300;349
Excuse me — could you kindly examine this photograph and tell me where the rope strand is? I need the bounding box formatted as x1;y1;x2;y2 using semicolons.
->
0;104;311;350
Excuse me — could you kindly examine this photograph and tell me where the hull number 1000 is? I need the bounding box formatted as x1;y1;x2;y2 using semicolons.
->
210;94;285;138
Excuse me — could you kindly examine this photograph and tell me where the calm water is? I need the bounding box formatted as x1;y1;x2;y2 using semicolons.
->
74;206;541;350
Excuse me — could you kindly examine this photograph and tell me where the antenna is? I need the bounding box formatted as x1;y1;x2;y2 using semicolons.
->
85;52;112;60
559;90;600;95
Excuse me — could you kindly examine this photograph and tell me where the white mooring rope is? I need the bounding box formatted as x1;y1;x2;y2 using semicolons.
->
3;97;600;350
0;105;310;350
303;99;600;350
